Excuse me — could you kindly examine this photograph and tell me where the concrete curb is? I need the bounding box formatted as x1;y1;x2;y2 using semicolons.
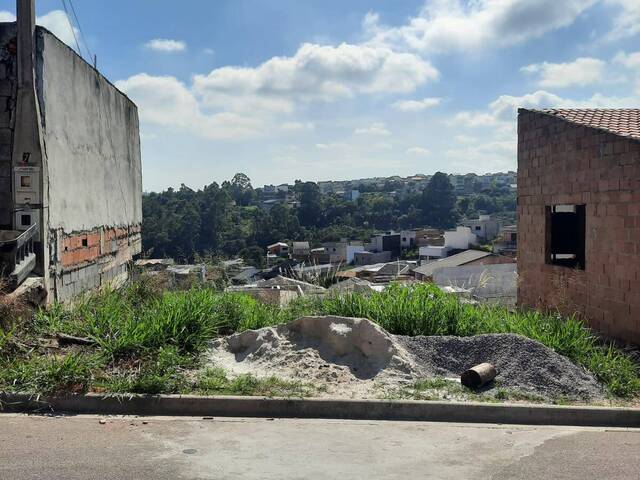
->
1;393;639;427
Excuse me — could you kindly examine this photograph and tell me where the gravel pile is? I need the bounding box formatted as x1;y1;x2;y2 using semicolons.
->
398;334;604;400
205;317;605;401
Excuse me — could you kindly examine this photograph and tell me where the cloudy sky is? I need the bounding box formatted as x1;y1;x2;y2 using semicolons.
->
1;0;639;191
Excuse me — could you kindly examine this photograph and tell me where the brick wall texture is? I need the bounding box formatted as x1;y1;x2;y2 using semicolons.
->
53;225;142;301
517;109;640;344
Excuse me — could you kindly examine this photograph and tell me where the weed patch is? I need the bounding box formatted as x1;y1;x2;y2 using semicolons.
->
0;279;638;400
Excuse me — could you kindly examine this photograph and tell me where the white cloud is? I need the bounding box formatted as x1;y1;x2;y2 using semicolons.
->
0;11;15;22
521;57;606;87
118;37;438;143
452;89;640;130
193;42;438;112
365;0;596;54
406;147;430;156
38;10;80;47
280;122;315;132
115;74;263;140
392;97;441;112
0;9;81;51
455;134;477;144
613;51;640;70
354;122;391;136
203;48;215;56
145;39;187;53
315;142;348;150
605;0;640;39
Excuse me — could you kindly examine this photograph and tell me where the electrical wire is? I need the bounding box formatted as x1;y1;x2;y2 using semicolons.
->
59;0;85;60
67;0;95;63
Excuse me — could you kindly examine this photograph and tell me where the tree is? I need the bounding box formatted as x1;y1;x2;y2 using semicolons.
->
297;182;323;227
229;172;256;206
422;172;459;229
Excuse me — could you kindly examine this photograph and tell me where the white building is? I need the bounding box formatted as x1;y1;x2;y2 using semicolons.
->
463;215;500;242
399;230;417;249
444;227;478;250
419;245;451;261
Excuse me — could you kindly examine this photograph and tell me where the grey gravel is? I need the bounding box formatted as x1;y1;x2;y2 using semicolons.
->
397;333;605;401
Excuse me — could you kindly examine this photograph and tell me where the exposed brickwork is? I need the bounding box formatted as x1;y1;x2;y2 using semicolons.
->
54;224;142;302
518;109;640;345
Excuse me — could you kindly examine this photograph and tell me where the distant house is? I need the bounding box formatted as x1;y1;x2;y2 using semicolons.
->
267;242;290;257
444;227;478;250
343;190;360;202
463;215;500;242
292;241;310;260
493;225;517;257
339;260;414;283
322;241;366;264
418;226;478;262
353;250;392;266
399;230;417;249
419;245;450;261
267;242;290;266
231;266;260;285
412;250;514;282
415;229;444;247
368;233;401;258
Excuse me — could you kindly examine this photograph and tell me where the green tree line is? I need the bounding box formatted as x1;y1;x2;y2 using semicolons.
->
142;172;515;265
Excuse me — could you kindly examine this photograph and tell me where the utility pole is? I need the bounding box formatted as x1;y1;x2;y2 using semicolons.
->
13;0;47;280
16;0;36;92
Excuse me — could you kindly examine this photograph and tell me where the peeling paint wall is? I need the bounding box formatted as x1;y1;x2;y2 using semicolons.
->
34;28;142;301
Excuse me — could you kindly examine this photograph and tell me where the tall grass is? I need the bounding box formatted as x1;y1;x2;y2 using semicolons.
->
1;279;638;398
314;283;639;398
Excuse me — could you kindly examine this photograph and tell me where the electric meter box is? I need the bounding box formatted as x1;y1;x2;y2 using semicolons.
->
14;166;40;205
13;208;40;241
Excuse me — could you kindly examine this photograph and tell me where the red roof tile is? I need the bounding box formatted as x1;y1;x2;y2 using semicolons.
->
527;109;640;140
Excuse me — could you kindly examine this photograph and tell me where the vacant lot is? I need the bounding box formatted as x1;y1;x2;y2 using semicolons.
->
0;278;638;402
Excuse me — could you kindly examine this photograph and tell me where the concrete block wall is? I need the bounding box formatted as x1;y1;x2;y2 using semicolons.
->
517;109;640;344
54;225;141;301
0;26;16;229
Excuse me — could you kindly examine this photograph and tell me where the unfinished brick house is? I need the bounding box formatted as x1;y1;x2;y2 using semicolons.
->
0;1;142;302
518;108;640;344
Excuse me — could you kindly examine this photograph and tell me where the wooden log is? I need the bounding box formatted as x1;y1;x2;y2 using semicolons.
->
461;363;497;389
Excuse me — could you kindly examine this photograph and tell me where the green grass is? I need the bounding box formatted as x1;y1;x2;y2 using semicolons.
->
0;279;638;399
194;368;318;397
382;378;546;403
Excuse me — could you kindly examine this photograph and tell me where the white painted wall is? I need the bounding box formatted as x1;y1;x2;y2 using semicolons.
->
444;227;477;250
346;245;365;264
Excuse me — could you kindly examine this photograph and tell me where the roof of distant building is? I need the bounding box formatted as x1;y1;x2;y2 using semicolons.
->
293;241;310;249
412;250;493;277
231;266;260;281
525;108;640;141
267;242;289;249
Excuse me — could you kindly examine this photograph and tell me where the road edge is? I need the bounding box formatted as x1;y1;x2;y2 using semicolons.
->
1;393;639;427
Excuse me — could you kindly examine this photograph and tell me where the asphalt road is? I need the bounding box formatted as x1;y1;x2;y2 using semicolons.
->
1;414;639;480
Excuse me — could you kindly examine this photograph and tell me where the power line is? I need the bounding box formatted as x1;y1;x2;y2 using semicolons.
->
59;0;86;60
68;0;95;63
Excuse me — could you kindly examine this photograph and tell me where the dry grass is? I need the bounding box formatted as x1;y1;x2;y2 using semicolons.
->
0;277;30;331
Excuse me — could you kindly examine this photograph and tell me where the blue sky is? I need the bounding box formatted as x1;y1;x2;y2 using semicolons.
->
1;1;639;191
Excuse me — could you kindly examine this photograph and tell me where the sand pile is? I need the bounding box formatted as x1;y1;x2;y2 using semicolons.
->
205;316;605;401
206;316;418;397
